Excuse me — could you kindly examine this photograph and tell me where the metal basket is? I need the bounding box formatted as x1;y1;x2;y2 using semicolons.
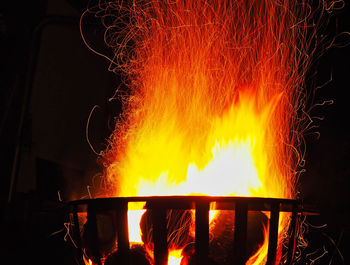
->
68;196;304;265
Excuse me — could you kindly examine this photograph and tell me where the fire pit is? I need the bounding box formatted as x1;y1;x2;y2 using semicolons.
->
68;196;304;265
65;1;325;264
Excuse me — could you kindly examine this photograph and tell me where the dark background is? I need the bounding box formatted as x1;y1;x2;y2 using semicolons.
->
1;0;349;264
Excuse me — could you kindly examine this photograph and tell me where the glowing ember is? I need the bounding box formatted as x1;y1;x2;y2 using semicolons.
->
168;250;183;265
101;0;313;264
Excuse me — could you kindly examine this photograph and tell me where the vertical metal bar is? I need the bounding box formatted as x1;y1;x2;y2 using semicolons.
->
151;204;168;265
195;201;209;265
286;203;298;265
87;202;102;265
231;202;248;265
266;202;280;265
116;200;130;265
72;205;84;265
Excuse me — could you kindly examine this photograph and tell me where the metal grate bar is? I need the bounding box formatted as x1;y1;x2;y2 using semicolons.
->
195;201;210;265
286;202;298;265
231;202;248;265
151;203;168;265
266;202;280;265
116;200;130;265
87;203;102;265
72;205;84;265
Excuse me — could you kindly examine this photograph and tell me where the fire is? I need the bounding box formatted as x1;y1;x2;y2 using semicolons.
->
101;0;312;264
168;250;183;265
132;92;283;198
128;208;146;243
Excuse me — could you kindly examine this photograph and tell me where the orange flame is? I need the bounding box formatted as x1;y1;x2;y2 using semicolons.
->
102;0;312;264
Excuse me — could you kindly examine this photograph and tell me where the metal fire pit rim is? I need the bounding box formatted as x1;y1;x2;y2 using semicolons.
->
68;195;301;205
69;195;297;204
67;195;316;214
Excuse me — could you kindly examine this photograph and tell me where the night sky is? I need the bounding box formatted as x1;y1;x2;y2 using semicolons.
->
1;1;349;264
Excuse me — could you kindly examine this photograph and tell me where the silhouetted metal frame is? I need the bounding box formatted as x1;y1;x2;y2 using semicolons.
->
69;196;304;265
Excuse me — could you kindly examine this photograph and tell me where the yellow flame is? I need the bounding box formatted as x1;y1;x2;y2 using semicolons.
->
128;208;146;243
102;0;312;263
116;92;287;200
168;250;183;265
